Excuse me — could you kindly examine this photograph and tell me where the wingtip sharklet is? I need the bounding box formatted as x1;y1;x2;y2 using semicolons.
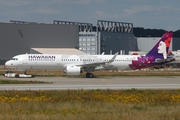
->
109;52;118;62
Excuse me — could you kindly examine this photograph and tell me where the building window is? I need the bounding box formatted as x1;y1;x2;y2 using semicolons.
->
91;43;95;46
91;48;95;50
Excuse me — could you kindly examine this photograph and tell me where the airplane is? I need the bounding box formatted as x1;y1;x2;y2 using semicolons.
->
4;32;175;78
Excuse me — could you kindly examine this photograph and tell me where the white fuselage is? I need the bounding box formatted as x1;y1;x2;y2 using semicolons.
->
5;54;139;71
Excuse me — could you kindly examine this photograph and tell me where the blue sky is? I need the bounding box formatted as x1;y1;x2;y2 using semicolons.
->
0;0;180;31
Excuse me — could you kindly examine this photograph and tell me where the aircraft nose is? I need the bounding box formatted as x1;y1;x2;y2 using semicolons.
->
5;61;13;67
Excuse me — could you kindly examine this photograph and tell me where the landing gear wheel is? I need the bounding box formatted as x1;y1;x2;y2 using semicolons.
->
86;73;90;78
86;73;94;78
89;73;94;78
15;74;19;78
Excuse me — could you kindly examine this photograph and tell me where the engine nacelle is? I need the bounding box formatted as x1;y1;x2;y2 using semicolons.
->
155;58;165;63
155;57;175;63
64;66;81;75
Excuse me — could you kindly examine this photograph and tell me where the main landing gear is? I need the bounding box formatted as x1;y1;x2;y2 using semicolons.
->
86;73;94;78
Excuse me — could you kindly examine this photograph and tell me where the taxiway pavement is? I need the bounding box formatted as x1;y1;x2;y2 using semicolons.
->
0;76;180;90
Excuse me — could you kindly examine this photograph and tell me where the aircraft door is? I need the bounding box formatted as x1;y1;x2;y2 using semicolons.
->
22;54;28;65
57;56;62;66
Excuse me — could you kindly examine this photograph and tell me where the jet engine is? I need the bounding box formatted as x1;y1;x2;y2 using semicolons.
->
155;57;175;63
64;66;81;75
155;58;165;63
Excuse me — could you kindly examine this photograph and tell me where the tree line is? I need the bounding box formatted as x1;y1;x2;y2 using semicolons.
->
133;27;180;37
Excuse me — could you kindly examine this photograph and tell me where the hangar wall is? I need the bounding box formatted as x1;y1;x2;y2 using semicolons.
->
96;20;135;55
172;37;180;51
137;37;161;52
0;23;79;62
137;37;180;52
99;32;137;54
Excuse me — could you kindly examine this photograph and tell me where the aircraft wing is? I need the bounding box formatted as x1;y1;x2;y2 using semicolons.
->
77;52;118;71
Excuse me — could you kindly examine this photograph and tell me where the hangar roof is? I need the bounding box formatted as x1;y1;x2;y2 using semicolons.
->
31;48;86;54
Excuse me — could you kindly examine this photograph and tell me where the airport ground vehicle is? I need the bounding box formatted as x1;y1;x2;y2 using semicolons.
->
3;71;34;78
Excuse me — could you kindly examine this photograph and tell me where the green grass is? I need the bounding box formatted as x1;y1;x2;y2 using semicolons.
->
0;79;52;84
1;68;180;77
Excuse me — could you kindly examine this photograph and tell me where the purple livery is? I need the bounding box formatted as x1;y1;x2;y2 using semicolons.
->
129;32;174;69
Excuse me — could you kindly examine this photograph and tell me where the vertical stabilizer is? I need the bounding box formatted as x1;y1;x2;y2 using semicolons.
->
146;32;173;59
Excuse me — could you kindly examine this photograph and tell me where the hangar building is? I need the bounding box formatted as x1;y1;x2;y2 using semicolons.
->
78;20;137;55
0;20;79;64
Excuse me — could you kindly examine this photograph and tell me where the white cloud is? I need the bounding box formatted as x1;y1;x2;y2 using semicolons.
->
36;8;58;15
93;11;120;19
60;0;92;4
0;0;30;7
49;0;106;4
123;6;152;17
93;0;107;3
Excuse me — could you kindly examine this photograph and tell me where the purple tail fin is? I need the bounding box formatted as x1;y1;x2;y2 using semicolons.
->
146;32;173;59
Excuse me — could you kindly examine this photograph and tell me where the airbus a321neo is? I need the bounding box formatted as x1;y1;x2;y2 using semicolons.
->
5;32;175;78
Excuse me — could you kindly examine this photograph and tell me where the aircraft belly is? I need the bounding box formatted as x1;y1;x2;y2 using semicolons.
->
106;62;130;70
19;62;64;70
30;65;64;70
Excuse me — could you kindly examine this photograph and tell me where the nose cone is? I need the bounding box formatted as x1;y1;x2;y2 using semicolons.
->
5;60;14;68
5;61;11;66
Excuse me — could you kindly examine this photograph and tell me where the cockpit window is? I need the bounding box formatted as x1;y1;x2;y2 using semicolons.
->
12;58;18;61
